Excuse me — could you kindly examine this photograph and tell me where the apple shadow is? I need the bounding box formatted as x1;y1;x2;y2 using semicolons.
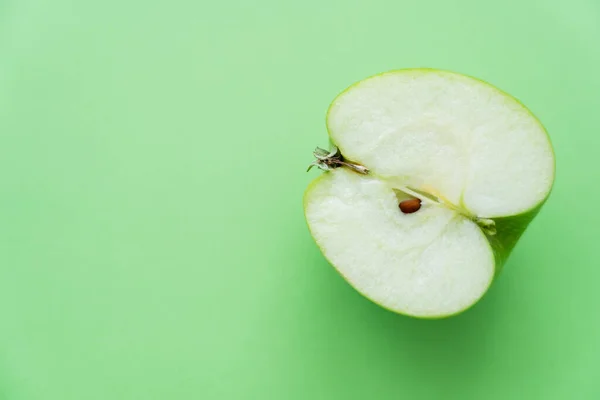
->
295;239;509;390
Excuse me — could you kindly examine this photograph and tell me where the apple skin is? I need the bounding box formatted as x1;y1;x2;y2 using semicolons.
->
305;68;556;319
487;203;545;276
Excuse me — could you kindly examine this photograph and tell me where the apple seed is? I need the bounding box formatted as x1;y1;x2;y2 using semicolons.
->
399;198;422;214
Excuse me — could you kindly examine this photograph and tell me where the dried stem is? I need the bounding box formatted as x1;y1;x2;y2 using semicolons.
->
307;147;369;175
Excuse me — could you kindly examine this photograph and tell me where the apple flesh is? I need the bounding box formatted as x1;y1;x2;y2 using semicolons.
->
304;69;555;318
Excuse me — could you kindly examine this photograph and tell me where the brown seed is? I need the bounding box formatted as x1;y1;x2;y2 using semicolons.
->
399;198;422;214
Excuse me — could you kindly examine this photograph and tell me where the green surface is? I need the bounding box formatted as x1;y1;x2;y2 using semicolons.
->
0;0;598;399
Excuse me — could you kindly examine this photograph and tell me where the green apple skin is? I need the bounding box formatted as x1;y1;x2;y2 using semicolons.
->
487;203;546;276
305;68;556;319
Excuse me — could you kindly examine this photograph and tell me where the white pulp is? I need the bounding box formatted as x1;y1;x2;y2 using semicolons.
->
327;70;554;217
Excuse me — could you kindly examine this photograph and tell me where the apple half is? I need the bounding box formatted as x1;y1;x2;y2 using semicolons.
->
304;69;555;318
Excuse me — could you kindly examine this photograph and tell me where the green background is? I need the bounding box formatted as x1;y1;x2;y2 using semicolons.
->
0;0;598;398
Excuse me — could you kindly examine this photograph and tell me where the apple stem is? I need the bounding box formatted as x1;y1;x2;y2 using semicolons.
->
307;146;369;174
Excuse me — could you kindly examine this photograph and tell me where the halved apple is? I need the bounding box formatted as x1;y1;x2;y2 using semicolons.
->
304;69;555;318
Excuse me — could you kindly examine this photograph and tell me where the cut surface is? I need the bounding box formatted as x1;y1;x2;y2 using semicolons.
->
306;69;555;317
305;169;494;318
327;69;554;217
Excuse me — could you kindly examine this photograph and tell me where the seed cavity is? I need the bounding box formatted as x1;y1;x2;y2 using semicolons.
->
399;198;422;214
